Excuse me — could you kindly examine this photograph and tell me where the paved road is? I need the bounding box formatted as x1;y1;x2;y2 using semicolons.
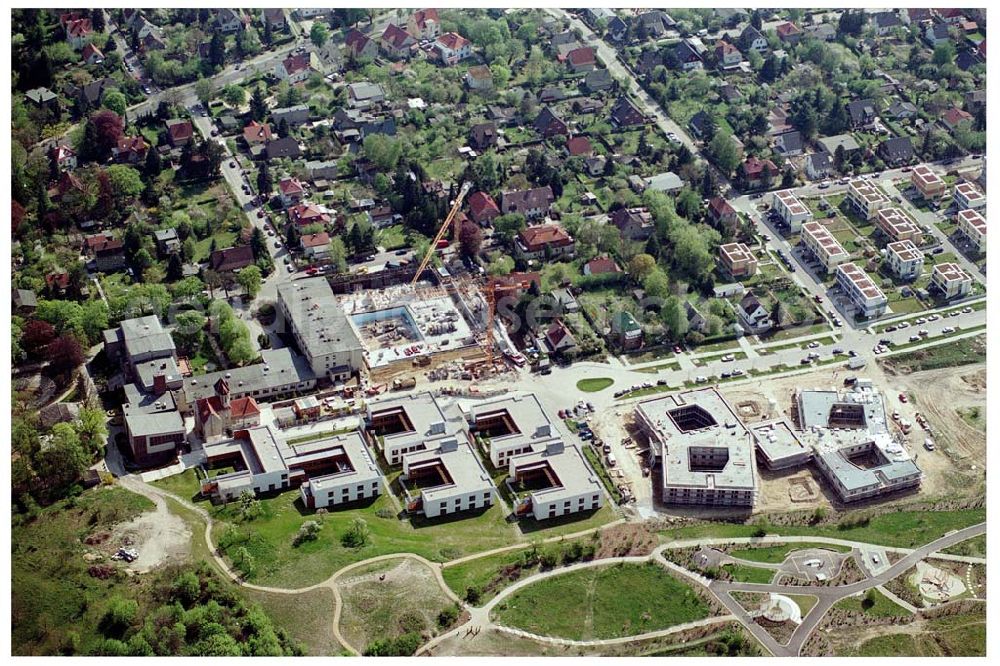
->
708;522;986;656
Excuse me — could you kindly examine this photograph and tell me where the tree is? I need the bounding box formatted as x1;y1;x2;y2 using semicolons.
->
249;85;267;121
238;490;262;521
362;134;402;171
36;422;90;492
932;41;956;67
221;84;246;108
309;21;329;48
341;518;371;548
458;220;483;259
228;338;257;366
144;145;162;179
106;165;144;204
174;311;206;350
237;265;262;299
233;547;256;577
194;77;215;107
256;161;273;196
76;408;108;454
83;110;124;161
328;236;348;274
209;31;226;69
47;335;84;373
627;253;656;280
101;90;128;116
642;268;670;300
707;132;741;174
22;319;56;358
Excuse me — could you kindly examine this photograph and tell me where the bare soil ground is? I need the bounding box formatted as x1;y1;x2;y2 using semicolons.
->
337;558;455;653
428;626;569;656
108;491;191;573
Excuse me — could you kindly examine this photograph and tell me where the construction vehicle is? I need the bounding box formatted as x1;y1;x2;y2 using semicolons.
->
409;181;472;287
392;377;417;391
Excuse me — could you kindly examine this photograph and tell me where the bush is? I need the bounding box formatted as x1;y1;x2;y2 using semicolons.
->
539;550;558;569
293;520;322;547
464;586;481;604
437;605;459;628
340;517;370;548
363;632;423;656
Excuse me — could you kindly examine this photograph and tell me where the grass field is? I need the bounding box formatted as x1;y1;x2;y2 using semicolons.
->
661;507;986;550
839;608;985;656
12;487;155;655
835;589;912;618
787;594;818;617
880;334;986;374
244;586;344;656
721;563;775;584
576;377;614;393
940;534;986;558
491;562;712;640
728;542;852;564
150;468;204;502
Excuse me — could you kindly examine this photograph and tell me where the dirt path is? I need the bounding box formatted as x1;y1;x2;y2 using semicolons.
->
110;482;191;573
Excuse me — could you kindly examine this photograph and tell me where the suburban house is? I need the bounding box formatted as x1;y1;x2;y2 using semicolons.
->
272;104;310;127
543;320;578;355
26;86;58;109
942;106;973;132
112;136;149;164
265;137;302;161
165;119;194;147
609;95;645;128
469;122;498;151
740;156;779;189
262;8;287;31
929;262;973;300
515;223;575;261
301;232;331;260
347;81;386;109
737;292;773;334
305;160;338;181
243;120;273;146
288;202;332;227
715;40;742;68
465;65;494;90
434;32;472;66
154;228;180;256
565;136;592;157
805;152;835;180
275;53;317;83
212;8;247;33
956;209;986;252
583;256;621;276
48;143;77;171
670;41;703;70
611;311;643;351
708;197;739;232
209;245;255;273
278;177;306;207
82;42;104;65
738;25;768;53
878;136;915;166
408;7;440;39
836;263;888;318
609;207;654;241
380;24;417;60
646;171;684;193
718;242;758;280
64;16;93;49
533;107;569;138
501;186;555;219
924;22;951;46
885;240;924;280
846;98;878;128
774;130;803;156
775;21;802;45
566;46;597;72
847;179;890;219
584;68;613;92
875;208;923;244
468;191;500;226
344;28;377;61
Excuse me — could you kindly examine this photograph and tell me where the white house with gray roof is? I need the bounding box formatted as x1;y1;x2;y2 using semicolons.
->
507;441;604;520
468;393;564;467
400;438;495;518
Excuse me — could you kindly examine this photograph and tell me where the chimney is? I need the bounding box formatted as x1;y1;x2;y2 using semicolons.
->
152;374;167;396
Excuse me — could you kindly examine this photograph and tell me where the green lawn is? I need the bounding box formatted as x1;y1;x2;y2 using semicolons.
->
840;609;985;656
880;334;986;374
728;542;851;564
210;489;521;588
491;562;712;640
375;224;408;251
576;377;614;393
940;534;986;558
721;563;774;584
661;508;986;550
787;594;818;617
192;230;239;263
834;589;912;619
150;468;204;503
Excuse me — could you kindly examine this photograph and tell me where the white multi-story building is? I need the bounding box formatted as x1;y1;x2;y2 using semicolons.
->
277;278;364;381
507;441;604;520
875;207;923;244
885;240;923;280
846;179;889;220
634;388;758;507
401;439;495;518
836;262;887;318
910;164;946;200
957;208;986;253
467;393;562;468
367;392;462;465
772;189;812;232
801;221;849;273
930;262;973;300
954;182;986;210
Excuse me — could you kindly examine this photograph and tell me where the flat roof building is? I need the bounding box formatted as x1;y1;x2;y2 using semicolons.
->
277;278;364;381
751;420;812;470
772;189;812;231
954;182;985;210
634;388;758;507
910;164;946;200
875;207;923;244
718;242;758;280
846;179;889;220
930;262;972;300
401;438;495;518
801;221;849;273
507;441;603;520
367;391;464;465
835;263;887;319
468;393;562;467
956;208;986;253
885;240;923;281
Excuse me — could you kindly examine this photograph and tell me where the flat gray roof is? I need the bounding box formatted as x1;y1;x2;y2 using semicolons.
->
370;391;465;450
278;278;363;361
751;420;811;466
510;442;602;502
470;393;562;451
179;348;315;402
117;315;176;360
405;440;494;501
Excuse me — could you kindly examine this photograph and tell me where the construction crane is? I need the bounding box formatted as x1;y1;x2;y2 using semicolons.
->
484;278;523;370
409;181;472;287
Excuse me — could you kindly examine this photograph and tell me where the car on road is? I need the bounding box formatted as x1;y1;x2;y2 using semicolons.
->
731;369;744;377
832;347;844;355
885;325;898;332
267;229;275;236
949;311;960;317
818;182;830;189
915;318;926;325
673;345;683;354
284;256;291;264
919;329;929;337
694;375;708;383
142;85;151;94
274;241;282;249
800;357;812;365
257;210;264;218
901;167;912;172
721;371;731;379
395;249;408;256
286;264;294;273
942;326;955;334
909;334;921;342
932;247;944;255
928;314;939;321
962;306;973;314
897;321;910;329
807;341;820;349
813;294;823;303
721;354;735;362
871;554;880;565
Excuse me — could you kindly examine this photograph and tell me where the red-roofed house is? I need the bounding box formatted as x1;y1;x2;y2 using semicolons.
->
301;232;331;260
775;22;802;44
243;121;273;147
46;271;71;295
566;136;593;157
543;320;578;355
64;17;93;49
434;32;471;66
112;136;149;164
195;378;261;439
166;119;194;147
942;106;974;131
49;143;78;172
566;46;597;72
209;245;255;272
715;40;742;68
344;28;377;61
278;177;306;207
516;223;575;260
288;202;331;227
740;155;779;189
468;191;500;226
82;42;104;65
380;24;416;59
583;256;621;276
276;53;314;83
408;8;440;39
707;196;739;231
